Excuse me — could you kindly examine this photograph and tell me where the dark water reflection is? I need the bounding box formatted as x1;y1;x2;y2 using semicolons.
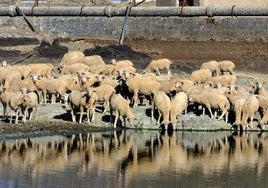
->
1;130;268;188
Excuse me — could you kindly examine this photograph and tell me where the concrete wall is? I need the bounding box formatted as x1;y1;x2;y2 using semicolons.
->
0;16;267;42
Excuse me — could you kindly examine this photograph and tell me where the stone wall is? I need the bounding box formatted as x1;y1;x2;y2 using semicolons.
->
0;16;267;42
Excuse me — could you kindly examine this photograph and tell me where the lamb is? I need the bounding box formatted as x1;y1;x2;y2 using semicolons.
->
109;93;134;128
224;88;249;126
125;75;161;107
188;90;230;122
143;58;172;77
68;88;98;124
21;90;39;123
218;60;235;75
90;84;115;114
241;95;260;130
169;92;188;129
189;69;212;85
151;91;171;130
0;88;18;120
200;60;220;76
8;92;32;124
59;63;90;75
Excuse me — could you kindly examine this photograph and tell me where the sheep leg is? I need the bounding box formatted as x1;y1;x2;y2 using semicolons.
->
70;106;76;123
206;104;214;118
133;92;139;107
103;101;109;114
157;110;162;125
79;106;84;124
51;94;56;105
113;110;119;128
43;90;47;105
2;105;7;120
86;108;91;124
9;110;13;124
151;104;154;122
15;109;20;124
217;110;226;121
22;107;28;123
90;107;95;122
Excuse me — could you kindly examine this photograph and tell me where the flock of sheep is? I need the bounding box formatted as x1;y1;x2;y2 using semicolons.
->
0;51;267;131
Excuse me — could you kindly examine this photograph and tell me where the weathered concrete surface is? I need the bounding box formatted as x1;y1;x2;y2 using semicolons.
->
0;16;267;42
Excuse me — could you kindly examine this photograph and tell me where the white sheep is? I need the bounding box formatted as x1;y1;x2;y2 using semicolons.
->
32;75;68;105
174;78;194;93
189;69;212;85
90;84;115;114
143;58;172;77
241;95;260;130
27;63;53;77
125;75;161;107
3;70;22;88
110;59;134;67
260;110;268;130
224;88;249;126
21;91;39;123
0;88;18;120
169;92;188;129
58;51;85;69
188;90;230;122
200;60;220;76
68;88;98;124
218;60;235;75
151;91;171;130
60;63;90;75
8;92;32;124
207;75;237;87
109;93;134;128
5;78;37;93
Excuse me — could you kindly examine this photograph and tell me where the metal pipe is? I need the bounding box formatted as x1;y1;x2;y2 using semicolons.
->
0;6;267;17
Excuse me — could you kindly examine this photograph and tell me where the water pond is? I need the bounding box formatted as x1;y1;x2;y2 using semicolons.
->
0;130;268;188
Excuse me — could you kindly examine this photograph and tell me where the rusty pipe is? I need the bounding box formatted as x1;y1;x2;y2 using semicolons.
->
0;6;267;17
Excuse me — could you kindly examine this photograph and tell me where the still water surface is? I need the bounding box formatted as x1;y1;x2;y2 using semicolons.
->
1;130;268;188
